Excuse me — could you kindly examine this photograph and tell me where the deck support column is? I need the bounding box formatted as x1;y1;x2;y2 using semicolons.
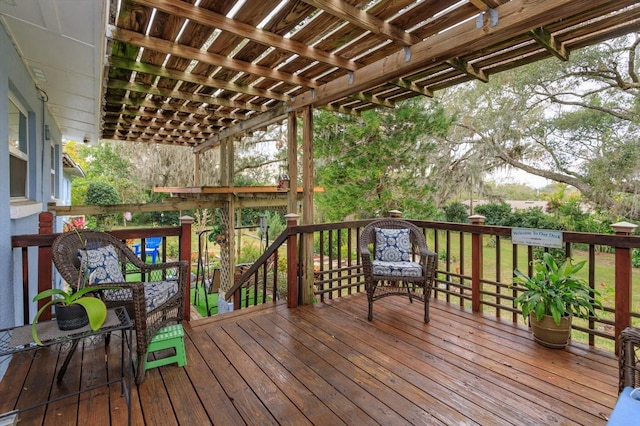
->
287;111;298;215
612;221;638;354
301;106;315;305
180;216;193;321
37;211;54;322
469;215;485;313
286;214;300;308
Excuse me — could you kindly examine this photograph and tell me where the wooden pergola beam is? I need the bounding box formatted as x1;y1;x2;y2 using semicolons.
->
529;27;569;61
446;57;488;83
321;103;360;115
104;95;248;121
132;0;361;72
391;78;433;97
106;79;270;112
193;103;289;153
109;26;319;89
109;56;289;102
288;0;620;109
300;0;421;46
350;92;395;108
103;109;230;127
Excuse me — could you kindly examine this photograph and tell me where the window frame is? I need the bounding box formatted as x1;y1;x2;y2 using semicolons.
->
8;94;29;200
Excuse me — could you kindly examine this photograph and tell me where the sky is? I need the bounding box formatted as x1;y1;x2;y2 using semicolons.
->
488;168;551;189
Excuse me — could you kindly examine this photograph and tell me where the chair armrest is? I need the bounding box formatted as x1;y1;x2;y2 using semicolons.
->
620;327;640;391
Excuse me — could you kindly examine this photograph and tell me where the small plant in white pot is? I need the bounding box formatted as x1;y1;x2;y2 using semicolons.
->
513;252;602;348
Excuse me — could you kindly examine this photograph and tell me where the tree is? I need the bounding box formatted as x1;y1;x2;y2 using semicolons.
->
437;34;640;219
314;99;453;221
85;181;121;228
71;141;146;206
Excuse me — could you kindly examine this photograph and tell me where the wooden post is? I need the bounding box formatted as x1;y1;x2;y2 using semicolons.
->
301;106;314;305
220;138;228;186
612;221;638;354
469;214;485;313
285;213;300;308
38;212;54;321
180;216;193;321
287;111;298;215
194;151;201;186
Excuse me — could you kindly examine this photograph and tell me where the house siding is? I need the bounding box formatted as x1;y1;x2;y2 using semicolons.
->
0;22;63;330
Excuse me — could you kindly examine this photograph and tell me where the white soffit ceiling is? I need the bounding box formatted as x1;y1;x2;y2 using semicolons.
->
0;0;107;144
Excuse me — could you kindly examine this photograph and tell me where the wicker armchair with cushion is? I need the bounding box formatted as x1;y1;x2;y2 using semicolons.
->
360;218;437;322
608;327;640;424
51;230;187;384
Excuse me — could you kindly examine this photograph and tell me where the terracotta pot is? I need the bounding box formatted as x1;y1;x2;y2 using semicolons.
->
530;313;572;349
56;303;88;330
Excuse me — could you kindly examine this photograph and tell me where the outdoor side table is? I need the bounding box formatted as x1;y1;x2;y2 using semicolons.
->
0;306;133;425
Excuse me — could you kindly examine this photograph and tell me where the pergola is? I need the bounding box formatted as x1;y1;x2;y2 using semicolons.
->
103;0;640;292
103;0;639;146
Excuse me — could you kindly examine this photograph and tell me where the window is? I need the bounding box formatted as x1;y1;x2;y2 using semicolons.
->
9;97;28;198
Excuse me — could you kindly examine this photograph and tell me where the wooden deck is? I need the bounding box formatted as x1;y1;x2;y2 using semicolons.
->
0;294;619;425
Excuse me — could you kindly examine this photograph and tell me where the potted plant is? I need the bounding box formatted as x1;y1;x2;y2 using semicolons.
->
209;223;227;247
31;286;115;345
31;241;119;345
513;252;602;348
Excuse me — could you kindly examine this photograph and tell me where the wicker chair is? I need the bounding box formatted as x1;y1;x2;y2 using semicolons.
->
51;230;187;384
360;218;437;322
608;327;640;424
619;327;640;392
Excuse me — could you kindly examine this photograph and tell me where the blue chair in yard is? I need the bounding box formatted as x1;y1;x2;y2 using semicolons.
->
133;237;162;264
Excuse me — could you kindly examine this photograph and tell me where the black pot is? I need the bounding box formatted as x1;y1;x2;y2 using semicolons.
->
56;303;89;330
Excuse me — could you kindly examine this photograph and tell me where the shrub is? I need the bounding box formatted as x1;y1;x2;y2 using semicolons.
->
443;202;468;223
474;202;512;226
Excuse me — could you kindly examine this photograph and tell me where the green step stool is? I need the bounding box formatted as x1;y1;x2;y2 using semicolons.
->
144;324;187;372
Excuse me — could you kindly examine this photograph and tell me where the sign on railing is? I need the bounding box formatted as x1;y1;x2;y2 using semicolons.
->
511;228;563;248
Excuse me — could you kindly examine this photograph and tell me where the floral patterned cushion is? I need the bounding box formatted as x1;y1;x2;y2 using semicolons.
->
372;260;422;277
375;228;411;262
79;245;125;284
102;280;178;313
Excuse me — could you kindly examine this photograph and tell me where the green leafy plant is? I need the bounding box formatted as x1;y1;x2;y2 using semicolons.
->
31;226;119;345
31;286;117;345
31;282;122;346
512;253;602;326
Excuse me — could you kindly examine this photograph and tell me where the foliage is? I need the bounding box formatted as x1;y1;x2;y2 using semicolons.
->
85;181;120;205
314;229;350;258
532;247;567;265
436;35;640;219
314;99;453;221
509;207;559;229
512;253;602;325
85;181;121;228
474;203;512;226
238;244;262;264
633;249;640;269
261;210;286;241
484;181;538;200
442;202;468;223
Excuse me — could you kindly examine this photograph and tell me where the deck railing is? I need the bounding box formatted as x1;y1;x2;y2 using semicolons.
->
11;212;193;325
230;215;639;353
11;211;640;353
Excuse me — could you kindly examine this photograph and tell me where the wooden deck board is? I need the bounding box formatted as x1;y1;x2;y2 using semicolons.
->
0;294;618;425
